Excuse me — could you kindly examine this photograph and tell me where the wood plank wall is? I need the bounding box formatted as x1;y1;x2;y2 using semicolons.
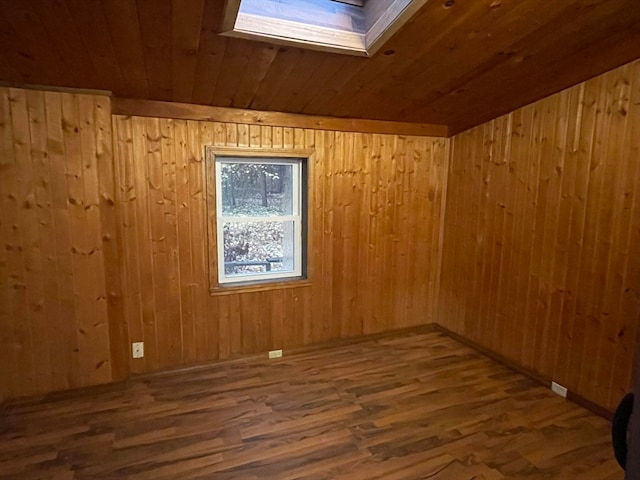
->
111;116;448;375
438;60;640;412
0;87;123;399
5;59;637;410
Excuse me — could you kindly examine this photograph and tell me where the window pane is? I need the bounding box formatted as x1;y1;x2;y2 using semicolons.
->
222;221;295;277
220;162;294;217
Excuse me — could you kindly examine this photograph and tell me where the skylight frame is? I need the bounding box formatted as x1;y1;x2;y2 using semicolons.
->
220;0;427;57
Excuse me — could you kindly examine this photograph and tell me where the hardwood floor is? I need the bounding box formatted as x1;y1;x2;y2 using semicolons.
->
0;329;622;479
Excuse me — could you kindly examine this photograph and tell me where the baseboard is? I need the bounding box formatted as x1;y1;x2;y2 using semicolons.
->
433;323;614;421
1;323;438;406
3;322;615;422
566;391;614;421
137;323;438;380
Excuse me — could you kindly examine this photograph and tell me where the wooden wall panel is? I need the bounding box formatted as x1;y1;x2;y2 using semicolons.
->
0;87;121;399
438;60;640;412
112;116;447;375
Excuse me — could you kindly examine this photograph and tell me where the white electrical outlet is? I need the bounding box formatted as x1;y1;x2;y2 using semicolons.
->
132;342;144;359
551;381;568;398
268;349;283;359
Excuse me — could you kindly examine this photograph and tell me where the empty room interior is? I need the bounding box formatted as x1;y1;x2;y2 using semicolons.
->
1;0;640;478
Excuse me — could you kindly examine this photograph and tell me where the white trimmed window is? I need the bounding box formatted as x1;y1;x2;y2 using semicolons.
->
214;156;305;285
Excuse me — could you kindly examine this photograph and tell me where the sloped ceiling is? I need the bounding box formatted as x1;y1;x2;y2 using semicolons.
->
0;0;639;133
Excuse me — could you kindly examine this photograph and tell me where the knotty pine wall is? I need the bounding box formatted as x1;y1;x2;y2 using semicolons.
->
3;60;638;410
111;116;448;375
0;87;447;399
0;87;124;399
439;59;640;411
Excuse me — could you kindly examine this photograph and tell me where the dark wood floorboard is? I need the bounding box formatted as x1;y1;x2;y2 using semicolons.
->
0;330;622;479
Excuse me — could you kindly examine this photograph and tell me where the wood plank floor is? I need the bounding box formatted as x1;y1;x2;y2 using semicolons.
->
0;329;622;479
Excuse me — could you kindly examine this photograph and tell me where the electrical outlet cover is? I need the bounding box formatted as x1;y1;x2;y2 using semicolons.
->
132;342;144;359
551;381;568;398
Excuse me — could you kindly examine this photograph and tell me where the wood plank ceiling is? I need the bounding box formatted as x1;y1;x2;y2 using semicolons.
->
0;0;639;134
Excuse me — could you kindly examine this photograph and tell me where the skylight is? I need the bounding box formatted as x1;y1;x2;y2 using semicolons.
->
221;0;427;57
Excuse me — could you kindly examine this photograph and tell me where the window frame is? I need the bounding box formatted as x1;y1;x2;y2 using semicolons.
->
220;0;428;57
205;147;313;293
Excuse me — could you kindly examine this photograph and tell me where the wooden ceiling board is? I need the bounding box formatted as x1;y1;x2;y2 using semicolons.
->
297;54;367;113
284;54;350;112
136;0;172;99
102;0;149;98
1;2;78;89
190;0;228;105
0;0;638;133
0;59;19;84
0;10;51;86
231;43;279;109
373;0;624;126
315;0;477;118
38;0;103;89
170;0;205;103
429;3;640;132
248;47;302;111
324;45;407;118
260;49;330;112
362;0;576;119
64;0;128;94
210;37;255;107
446;34;640;134
309;0;546;119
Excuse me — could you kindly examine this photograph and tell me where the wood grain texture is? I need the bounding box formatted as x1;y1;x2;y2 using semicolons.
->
0;329;621;479
0;0;639;133
0;87;121;399
438;59;640;413
2;56;639;423
112;116;447;376
111;98;448;137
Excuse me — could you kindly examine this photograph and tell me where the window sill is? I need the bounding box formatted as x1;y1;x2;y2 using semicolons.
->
209;278;312;296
